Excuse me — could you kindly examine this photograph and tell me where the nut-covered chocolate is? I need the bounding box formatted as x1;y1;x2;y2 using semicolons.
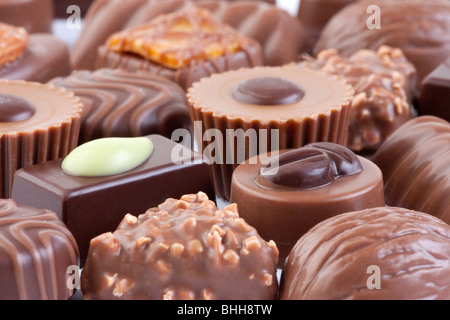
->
280;207;450;300
314;0;450;80
372;116;450;224
81;192;279;300
0;199;79;300
298;45;418;152
71;0;305;70
0;80;83;198
231;142;384;264
187;65;354;200
49;68;192;144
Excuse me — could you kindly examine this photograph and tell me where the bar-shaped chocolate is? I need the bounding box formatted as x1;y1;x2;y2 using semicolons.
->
418;57;450;122
11;135;215;263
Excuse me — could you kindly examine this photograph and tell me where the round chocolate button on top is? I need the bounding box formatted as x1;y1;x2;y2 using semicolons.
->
0;94;36;122
232;76;305;105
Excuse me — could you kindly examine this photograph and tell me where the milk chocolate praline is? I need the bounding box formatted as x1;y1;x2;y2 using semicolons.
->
280;207;450;300
0;80;83;198
81;192;279;300
230;142;385;264
0;199;79;300
372;116;450;224
187;65;354;200
314;0;450;80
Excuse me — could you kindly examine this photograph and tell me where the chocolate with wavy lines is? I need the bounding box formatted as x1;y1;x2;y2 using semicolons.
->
0;199;79;300
280;206;450;300
50;68;192;144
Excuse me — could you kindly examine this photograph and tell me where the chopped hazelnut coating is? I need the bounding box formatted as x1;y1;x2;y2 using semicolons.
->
81;192;279;300
106;6;251;70
0;22;28;68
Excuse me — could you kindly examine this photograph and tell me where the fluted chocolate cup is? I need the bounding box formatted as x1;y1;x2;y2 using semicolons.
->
0;80;83;198
187;65;354;200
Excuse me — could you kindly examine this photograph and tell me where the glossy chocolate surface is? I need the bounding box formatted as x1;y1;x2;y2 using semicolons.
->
50;68;192;143
81;192;279;300
0;0;53;33
0;34;72;83
314;0;450;80
71;0;305;70
0;80;83;199
372;116;450;224
230;143;384;264
280;207;450;300
0;199;79;300
418;57;450;122
11;135;215;263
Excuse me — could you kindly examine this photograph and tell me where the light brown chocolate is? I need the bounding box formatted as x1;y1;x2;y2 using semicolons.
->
81;192;279;300
0;0;53;33
280;207;450;300
231;143;385;265
0;80;83;198
314;0;450;80
372;116;450;224
187;65;354;200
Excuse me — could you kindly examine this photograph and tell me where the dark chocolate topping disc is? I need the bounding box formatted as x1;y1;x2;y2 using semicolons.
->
258;142;363;189
0;94;36;122
232;76;305;106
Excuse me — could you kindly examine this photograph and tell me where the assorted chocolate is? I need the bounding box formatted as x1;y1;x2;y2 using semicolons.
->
0;199;79;300
0;80;83;198
280;207;450;300
372;116;450;224
230;142;385;264
81;192;279;300
1;0;450;301
49;68;192;144
11;135;215;262
298;45;418;152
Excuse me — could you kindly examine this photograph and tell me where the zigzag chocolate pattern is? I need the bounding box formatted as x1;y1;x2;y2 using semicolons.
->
0;200;79;300
372;116;450;224
50;68;192;144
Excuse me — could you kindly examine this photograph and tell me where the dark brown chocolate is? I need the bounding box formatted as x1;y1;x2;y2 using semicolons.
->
0;199;79;300
0;0;53;33
0;94;36;122
11;135;215;263
280;207;450;300
71;0;305;70
81;192;279;300
230;143;384;265
314;0;450;81
372;116;450;224
0;34;72;83
418;57;450;122
49;68;192;144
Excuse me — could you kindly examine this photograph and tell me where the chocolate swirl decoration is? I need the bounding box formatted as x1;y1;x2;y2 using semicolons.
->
257;142;362;190
50;68;192;144
0;199;79;300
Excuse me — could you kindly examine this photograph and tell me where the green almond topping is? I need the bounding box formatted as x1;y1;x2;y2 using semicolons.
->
62;137;154;177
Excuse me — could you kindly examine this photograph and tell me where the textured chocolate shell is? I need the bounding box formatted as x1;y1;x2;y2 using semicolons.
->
372;116;450;224
280;207;450;300
0;199;79;300
49;68;192;143
71;0;305;70
314;0;450;80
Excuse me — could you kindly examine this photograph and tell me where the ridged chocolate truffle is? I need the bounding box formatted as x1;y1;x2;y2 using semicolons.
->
372;116;450;224
71;0;305;70
280;207;450;300
0;199;79;300
50;68;192;144
314;0;450;80
187;65;354;200
298;45;418;152
0;80;83;198
81;192;279;300
230;142;385;264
